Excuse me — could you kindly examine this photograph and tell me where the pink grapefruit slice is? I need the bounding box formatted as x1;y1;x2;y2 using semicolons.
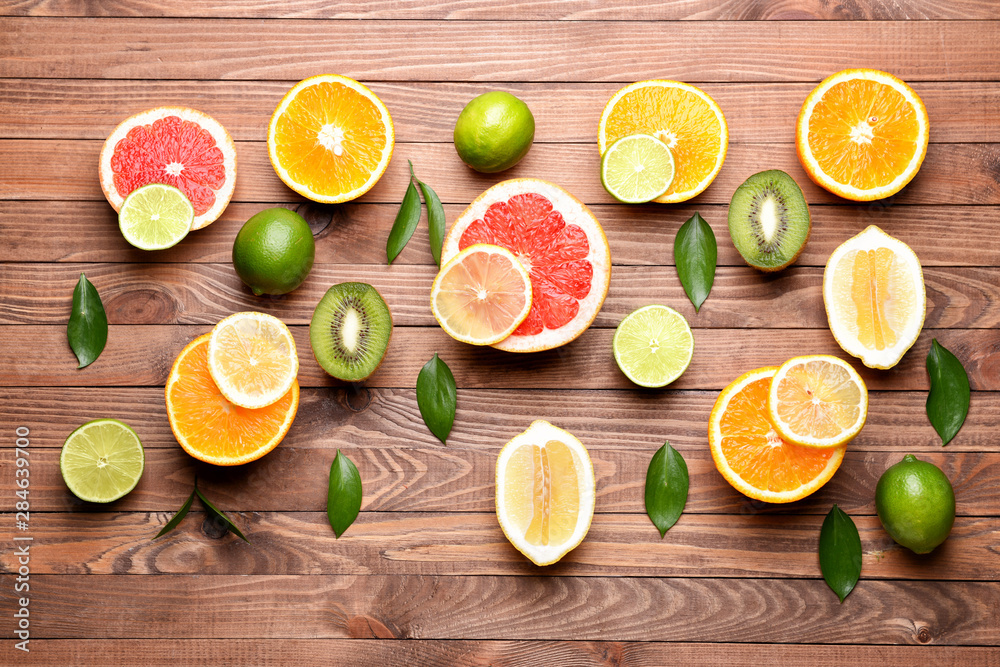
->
442;179;611;352
99;107;237;230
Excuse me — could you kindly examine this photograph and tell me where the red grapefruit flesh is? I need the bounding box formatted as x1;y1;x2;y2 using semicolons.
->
99;107;237;230
442;179;611;352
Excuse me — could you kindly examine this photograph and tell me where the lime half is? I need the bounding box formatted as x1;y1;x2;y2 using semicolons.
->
613;305;693;387
118;183;194;250
60;419;145;502
600;134;675;204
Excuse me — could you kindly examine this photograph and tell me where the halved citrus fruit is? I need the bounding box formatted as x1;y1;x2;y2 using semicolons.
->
767;355;868;449
60;419;144;503
99;106;237;230
207;312;299;409
823;225;926;369
708;367;846;503
431;244;533;346
268;74;394;204
118;183;194;251
598;80;728;203
442;179;611;352
167;334;298;466
796;69;929;201
495;420;595;566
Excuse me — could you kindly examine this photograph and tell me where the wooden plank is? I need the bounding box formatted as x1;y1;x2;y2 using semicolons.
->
4;140;998;207
3;19;998;82
0;325;995;391
4;263;997;331
4;639;996;667
3;511;996;580
4;574;998;643
4;437;997;514
3;79;998;144
5;200;1000;268
2;384;996;453
5;0;1000;21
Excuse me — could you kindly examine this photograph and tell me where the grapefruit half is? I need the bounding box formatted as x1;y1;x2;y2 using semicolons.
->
99;107;237;230
442;179;611;352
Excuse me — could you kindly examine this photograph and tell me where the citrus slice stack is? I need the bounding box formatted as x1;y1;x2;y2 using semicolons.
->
268;74;394;203
207;312;299;409
709;367;846;503
768;355;868;449
442;179;611;352
60;419;145;503
598;80;728;203
823;225;926;369
99;106;237;230
431;244;533;346
797;69;929;201
495;420;596;566
167;334;299;466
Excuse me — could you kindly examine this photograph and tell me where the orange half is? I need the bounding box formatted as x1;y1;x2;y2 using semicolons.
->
708;367;845;503
268;74;394;203
166;334;299;466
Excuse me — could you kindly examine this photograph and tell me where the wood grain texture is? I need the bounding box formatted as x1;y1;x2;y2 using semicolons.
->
4;140;999;206
3;19;999;82
4;438;997;514
2;511;997;579
4;263;997;330
1;325;996;391
5;0;1000;21
3;574;998;644
5;200;1000;268
3;79;998;144
3;639;996;667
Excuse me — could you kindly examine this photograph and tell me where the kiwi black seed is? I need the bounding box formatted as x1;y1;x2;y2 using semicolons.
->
727;170;811;272
310;282;393;382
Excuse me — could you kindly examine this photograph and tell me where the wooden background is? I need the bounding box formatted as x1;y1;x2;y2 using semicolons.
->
1;2;999;665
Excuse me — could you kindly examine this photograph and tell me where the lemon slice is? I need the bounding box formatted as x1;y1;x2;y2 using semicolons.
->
495;420;595;566
823;225;925;369
207;311;299;409
767;355;868;449
60;419;144;503
431;244;532;346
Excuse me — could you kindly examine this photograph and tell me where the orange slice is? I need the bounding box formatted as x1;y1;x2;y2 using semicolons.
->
268;74;394;203
709;367;845;503
768;355;868;449
823;225;926;369
598;80;728;203
495;420;596;566
166;334;298;466
796;69;929;201
207;312;299;409
431;244;532;346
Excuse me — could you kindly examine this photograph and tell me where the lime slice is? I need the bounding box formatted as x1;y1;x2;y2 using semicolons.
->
118;183;194;250
600;134;675;204
60;419;144;502
613;305;694;387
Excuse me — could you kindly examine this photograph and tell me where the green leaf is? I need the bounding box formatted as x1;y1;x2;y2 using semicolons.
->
926;339;970;446
416;353;457;443
195;482;250;543
417;177;446;267
673;212;717;312
819;504;862;603
153;488;195;540
328;450;362;537
386;160;423;265
644;442;689;537
67;273;108;368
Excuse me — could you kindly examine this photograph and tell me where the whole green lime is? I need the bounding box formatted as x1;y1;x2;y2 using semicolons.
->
453;91;535;173
875;454;955;554
232;207;315;296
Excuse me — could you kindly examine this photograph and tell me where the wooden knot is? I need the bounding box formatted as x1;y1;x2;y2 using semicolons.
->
916;625;933;644
295;202;337;239
201;513;230;539
106;287;175;323
344;385;372;412
347;615;397;639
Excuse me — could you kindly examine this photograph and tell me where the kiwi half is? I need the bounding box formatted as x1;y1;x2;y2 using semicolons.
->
727;170;811;272
310;282;393;382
